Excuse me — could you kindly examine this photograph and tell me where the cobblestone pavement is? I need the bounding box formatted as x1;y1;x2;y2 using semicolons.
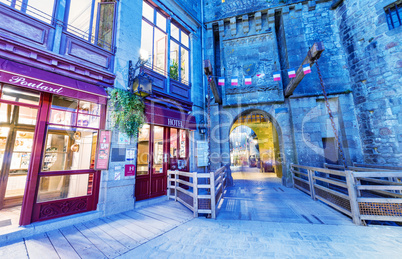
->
119;167;402;258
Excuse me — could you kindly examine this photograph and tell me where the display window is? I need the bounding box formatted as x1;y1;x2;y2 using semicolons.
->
0;83;106;226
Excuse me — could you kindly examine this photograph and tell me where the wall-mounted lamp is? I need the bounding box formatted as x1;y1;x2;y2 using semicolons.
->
128;49;153;97
198;118;207;134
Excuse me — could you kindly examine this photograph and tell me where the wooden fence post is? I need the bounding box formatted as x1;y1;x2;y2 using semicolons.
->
345;170;362;225
210;171;216;219
193;172;198;217
174;170;178;201
167;170;171;200
307;169;316;200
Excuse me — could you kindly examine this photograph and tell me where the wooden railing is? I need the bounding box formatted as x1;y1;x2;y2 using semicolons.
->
167;165;228;219
291;163;402;225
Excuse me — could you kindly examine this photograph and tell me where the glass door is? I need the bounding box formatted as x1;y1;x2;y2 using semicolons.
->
135;124;168;201
135;124;151;201
0;86;39;228
150;126;166;198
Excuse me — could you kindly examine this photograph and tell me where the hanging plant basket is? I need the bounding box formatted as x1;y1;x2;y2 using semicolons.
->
108;88;145;137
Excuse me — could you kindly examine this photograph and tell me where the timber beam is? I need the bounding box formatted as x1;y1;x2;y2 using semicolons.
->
284;42;325;97
203;60;222;104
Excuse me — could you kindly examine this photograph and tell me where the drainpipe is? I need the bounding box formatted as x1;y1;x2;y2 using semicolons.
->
201;0;206;173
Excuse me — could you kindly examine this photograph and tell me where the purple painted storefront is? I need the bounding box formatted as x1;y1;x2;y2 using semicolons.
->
0;57;109;225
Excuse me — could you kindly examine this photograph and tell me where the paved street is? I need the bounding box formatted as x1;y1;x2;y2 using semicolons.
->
2;167;402;258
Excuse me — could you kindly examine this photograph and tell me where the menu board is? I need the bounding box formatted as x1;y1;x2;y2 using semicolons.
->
197;141;208;167
95;130;112;170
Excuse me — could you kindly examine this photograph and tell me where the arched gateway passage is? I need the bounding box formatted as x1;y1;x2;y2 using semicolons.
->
229;110;283;178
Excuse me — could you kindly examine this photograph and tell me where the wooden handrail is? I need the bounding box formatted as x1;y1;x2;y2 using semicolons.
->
291;164;402;225
167;165;228;219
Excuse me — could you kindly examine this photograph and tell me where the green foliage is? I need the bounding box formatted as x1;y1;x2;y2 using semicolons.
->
169;59;179;80
108;88;145;137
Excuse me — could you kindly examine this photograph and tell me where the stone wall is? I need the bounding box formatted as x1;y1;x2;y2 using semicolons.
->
98;0;143;216
203;0;304;22
289;94;363;167
99;0;205;214
334;0;402;166
278;1;352;95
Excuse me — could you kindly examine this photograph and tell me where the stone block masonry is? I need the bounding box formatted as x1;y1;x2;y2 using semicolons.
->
335;0;402;166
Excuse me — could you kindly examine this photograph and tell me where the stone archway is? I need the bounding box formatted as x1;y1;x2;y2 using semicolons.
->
229;110;284;178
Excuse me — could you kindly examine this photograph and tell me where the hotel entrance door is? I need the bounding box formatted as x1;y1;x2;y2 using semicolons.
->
135;124;167;201
135;125;189;201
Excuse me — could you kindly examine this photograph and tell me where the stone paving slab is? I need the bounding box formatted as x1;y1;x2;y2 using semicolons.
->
118;218;402;258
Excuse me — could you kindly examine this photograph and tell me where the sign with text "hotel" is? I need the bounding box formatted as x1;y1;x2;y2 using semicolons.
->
168;118;184;128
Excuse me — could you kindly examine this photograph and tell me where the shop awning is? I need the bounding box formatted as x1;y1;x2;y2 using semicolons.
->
145;102;197;130
0;58;108;104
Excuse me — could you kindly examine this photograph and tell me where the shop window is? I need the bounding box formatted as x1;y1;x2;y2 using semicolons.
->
141;1;167;75
67;0;117;51
42;127;98;171
385;2;402;30
42;96;100;172
1;85;40;106
37;173;93;202
0;0;56;24
169;23;190;85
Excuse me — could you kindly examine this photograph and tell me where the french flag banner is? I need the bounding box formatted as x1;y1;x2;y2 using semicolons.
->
288;68;296;78
218;77;225;86
273;71;281;81
231;77;238;86
303;64;311;74
245;76;252;85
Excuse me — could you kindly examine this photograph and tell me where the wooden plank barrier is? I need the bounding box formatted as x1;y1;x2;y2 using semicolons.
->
167;165;228;219
292;163;402;225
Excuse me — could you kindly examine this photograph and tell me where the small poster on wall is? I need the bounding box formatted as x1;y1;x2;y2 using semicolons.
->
197;141;208;167
95;130;112;170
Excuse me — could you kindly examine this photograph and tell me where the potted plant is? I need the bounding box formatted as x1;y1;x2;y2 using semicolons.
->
108;88;145;137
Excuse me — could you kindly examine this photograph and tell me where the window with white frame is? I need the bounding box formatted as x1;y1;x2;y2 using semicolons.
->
0;0;117;51
141;1;167;75
170;23;190;85
141;1;190;85
67;0;117;51
0;0;55;24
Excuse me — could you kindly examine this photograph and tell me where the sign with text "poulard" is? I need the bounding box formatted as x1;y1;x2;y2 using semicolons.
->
95;130;112;170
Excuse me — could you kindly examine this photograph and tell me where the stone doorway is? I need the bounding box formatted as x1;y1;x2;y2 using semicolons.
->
229;111;282;178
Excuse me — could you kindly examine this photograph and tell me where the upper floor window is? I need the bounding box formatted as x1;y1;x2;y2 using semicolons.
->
385;2;402;30
141;1;167;75
0;0;116;51
0;0;55;24
141;1;190;85
67;0;117;51
170;23;190;85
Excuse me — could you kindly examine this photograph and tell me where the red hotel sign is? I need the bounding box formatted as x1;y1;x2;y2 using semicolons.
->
95;130;112;170
125;164;136;176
